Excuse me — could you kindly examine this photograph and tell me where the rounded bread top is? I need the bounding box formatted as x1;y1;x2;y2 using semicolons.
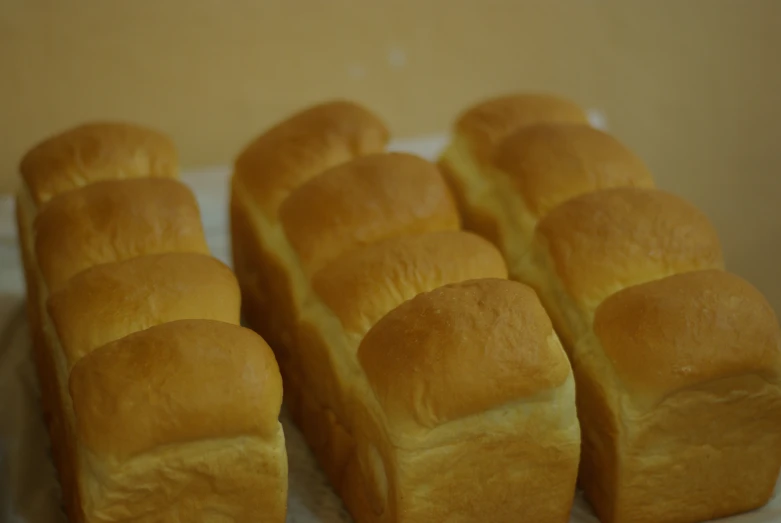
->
535;187;724;309
48;252;240;368
594;269;781;402
312;230;507;336
233;100;390;218
20;121;178;206
280;152;460;276
33;177;209;292
359;278;571;430
493;123;655;218
69;319;283;460
454;93;589;164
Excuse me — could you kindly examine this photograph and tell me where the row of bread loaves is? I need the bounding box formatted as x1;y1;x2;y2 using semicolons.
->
229;100;583;522
15;123;288;522
438;93;781;523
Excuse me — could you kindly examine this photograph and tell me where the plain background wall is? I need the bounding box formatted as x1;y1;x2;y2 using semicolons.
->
2;0;780;312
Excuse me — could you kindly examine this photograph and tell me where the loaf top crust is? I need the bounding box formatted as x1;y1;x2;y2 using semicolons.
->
454;93;589;164
69;319;283;460
48;252;241;369
20;121;178;206
594;269;781;402
535;186;725;308
359;278;571;430
279;152;461;276
234;100;389;218
493;123;655;218
33;177;209;292
312;230;508;336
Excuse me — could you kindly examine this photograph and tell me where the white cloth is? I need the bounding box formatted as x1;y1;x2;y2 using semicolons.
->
1;135;779;522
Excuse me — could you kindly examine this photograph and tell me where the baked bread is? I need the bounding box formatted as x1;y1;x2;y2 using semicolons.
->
230;100;581;522
580;269;781;523
519;186;725;351
16;123;288;522
438;95;596;252
439;94;781;523
439;104;655;262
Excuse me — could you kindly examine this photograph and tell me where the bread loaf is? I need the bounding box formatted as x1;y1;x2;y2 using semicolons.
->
439;94;781;523
230;100;581;522
16;123;288;522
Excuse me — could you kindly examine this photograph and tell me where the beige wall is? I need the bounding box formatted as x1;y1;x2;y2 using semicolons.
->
3;1;781;311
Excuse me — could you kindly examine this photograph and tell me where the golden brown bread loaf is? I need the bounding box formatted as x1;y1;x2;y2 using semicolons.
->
440;93;781;523
230;100;582;522
16;123;288;522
